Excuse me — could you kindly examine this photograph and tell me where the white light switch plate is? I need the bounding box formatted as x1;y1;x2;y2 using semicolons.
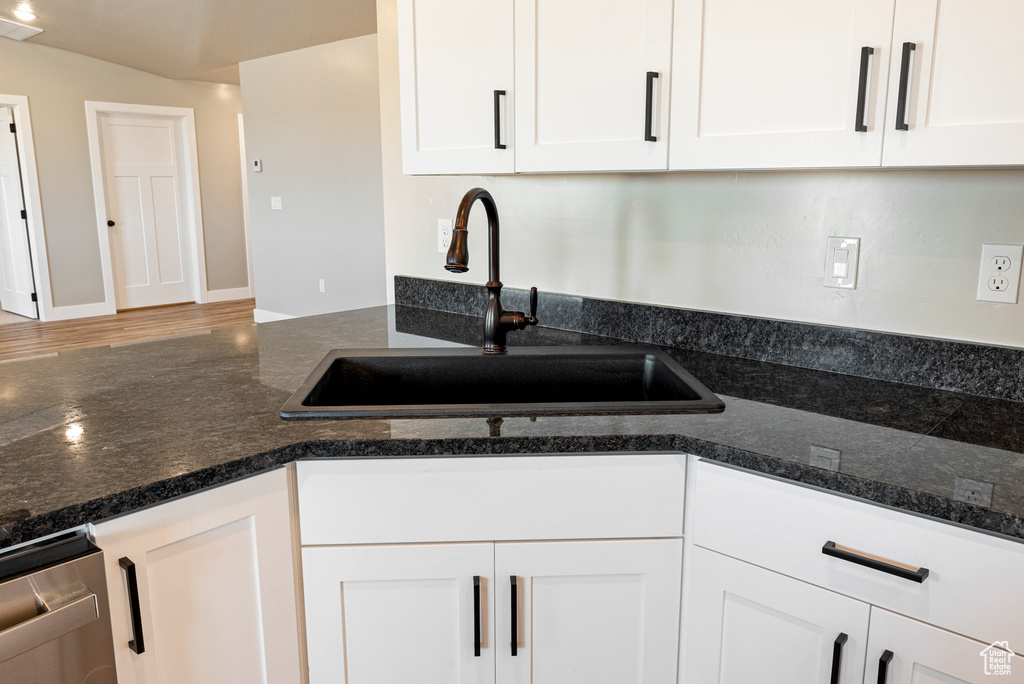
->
977;244;1022;303
825;237;860;289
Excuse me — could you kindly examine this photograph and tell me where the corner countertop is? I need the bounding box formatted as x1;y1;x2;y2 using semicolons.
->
2;305;1023;549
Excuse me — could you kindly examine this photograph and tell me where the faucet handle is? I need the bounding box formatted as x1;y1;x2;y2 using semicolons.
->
527;287;539;326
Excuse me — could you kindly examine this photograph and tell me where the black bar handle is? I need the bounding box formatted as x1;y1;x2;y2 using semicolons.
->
644;72;659;142
822;541;929;583
494;90;506;150
118;556;146;655
510;575;518;656
473;576;481;657
855;47;874;132
877;649;894;684
895;42;916;130
830;633;849;684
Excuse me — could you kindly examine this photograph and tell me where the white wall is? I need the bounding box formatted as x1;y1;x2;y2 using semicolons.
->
239;35;387;320
375;0;1024;348
0;39;249;308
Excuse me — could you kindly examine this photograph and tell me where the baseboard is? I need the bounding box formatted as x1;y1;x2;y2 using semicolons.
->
45;301;115;321
206;287;251;303
254;308;295;323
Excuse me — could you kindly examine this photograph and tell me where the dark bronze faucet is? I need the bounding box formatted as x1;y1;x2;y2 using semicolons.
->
445;188;538;354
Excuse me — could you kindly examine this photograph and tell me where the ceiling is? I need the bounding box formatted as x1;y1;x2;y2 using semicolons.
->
6;0;378;84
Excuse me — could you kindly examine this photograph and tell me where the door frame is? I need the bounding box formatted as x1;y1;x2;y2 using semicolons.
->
0;94;50;321
85;101;209;314
237;113;255;298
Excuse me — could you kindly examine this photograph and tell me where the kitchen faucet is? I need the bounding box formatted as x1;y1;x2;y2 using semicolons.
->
445;187;538;354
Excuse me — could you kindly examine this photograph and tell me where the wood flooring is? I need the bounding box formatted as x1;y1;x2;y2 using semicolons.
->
0;299;255;362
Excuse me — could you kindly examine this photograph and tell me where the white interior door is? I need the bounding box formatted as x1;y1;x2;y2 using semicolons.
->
302;543;495;684
100;114;191;310
882;0;1024;166
865;607;1024;683
494;538;682;684
0;106;37;319
684;545;870;684
514;0;674;172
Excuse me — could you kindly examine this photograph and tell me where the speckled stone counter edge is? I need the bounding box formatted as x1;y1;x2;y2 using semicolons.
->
395;275;1024;403
3;434;1021;550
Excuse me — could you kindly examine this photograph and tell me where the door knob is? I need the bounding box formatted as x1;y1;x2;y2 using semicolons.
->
107;220;115;227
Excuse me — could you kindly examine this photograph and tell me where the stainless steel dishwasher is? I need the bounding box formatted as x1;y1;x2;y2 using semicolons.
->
0;531;116;683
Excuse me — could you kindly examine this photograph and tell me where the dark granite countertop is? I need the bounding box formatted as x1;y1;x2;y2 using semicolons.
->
2;304;1023;549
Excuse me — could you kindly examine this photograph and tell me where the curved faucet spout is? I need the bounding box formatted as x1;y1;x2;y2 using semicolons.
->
443;188;538;354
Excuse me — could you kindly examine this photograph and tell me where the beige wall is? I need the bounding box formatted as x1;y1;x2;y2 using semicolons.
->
239;35;387;319
376;0;1024;348
0;39;248;308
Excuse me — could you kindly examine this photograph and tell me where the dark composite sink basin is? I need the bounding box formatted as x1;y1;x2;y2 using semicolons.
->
280;346;725;419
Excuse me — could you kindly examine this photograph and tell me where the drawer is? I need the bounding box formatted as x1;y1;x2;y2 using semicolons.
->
297;453;686;545
691;460;1024;648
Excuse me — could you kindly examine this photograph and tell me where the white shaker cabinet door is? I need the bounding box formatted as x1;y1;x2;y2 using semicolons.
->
91;469;301;684
513;0;673;172
882;0;1024;166
683;546;870;684
865;608;1024;684
494;538;682;684
302;543;495;684
397;0;515;174
669;0;895;170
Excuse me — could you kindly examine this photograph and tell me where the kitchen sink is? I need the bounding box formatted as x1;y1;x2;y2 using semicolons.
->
279;346;725;419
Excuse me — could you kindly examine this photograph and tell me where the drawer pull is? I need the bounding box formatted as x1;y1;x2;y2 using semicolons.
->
822;541;929;583
830;632;848;684
877;649;894;684
493;90;507;150
895;42;916;130
644;72;659;142
855;46;874;132
118;556;146;654
510;575;518;656
473;576;481;657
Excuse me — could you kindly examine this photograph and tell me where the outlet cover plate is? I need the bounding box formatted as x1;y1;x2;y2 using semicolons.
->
438;219;452;254
825;237;860;289
977;243;1022;303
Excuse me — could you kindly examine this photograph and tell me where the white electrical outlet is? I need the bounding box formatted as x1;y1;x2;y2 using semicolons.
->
319;279;325;293
824;237;860;289
271;196;282;210
438;219;453;253
977;244;1023;303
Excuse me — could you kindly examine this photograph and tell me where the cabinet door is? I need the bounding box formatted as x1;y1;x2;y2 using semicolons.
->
865;608;1024;683
882;0;1024;166
683;546;869;684
670;0;895;170
494;538;682;684
513;0;673;172
302;543;495;684
397;0;514;174
91;469;301;684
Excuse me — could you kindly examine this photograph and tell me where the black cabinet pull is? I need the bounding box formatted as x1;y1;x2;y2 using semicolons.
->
855;47;874;132
118;557;145;655
895;42;916;130
877;649;894;684
494;90;506;150
822;541;929;583
830;633;849;684
510;575;518;656
644;72;659;142
473;576;481;657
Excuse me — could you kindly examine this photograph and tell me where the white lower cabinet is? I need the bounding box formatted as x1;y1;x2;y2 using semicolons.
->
91;469;301;684
684;546;869;684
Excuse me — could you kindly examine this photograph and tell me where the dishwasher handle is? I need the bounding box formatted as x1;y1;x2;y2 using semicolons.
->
0;592;99;664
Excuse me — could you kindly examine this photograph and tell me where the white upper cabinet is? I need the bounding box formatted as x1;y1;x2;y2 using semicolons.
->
397;0;515;174
513;0;673;172
882;0;1024;166
669;0;896;170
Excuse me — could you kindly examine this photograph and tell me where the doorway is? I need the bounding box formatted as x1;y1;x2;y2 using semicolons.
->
85;102;209;313
0;105;37;320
